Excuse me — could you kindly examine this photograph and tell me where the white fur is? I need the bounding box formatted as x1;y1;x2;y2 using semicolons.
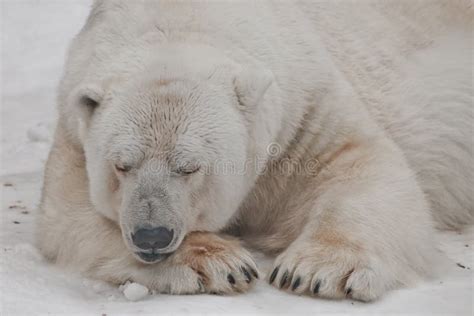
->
37;0;473;301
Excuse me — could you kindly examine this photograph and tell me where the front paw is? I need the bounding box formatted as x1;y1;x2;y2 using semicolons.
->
147;232;259;295
268;237;387;301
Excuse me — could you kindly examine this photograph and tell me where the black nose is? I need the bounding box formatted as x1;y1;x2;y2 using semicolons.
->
132;226;174;250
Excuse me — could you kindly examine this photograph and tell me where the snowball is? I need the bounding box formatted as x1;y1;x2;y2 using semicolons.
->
121;282;149;301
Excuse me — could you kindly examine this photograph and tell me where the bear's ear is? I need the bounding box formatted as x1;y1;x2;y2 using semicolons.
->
234;67;274;108
71;84;104;119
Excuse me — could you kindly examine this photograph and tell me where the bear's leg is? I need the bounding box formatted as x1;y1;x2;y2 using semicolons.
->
266;138;438;301
91;231;259;295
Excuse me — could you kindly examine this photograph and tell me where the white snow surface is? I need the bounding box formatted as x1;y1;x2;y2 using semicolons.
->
1;1;472;315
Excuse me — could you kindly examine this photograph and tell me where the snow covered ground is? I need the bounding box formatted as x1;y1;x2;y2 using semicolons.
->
1;1;472;315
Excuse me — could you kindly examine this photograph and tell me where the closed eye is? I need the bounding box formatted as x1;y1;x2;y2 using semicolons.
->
176;165;200;175
115;163;132;173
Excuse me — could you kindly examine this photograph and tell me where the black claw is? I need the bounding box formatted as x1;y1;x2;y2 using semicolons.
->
227;274;236;285
241;267;252;283
250;267;259;279
269;266;279;284
279;270;289;288
313;281;321;294
345;287;352;295
291;277;301;291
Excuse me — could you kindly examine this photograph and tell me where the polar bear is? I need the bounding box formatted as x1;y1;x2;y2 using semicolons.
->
37;0;472;301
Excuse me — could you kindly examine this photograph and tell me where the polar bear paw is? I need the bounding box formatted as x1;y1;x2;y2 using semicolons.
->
147;232;259;295
267;239;387;301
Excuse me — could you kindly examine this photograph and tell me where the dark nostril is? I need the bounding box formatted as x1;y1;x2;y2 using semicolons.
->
132;226;174;250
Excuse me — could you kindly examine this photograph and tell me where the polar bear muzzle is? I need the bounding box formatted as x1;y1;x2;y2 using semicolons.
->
131;226;175;263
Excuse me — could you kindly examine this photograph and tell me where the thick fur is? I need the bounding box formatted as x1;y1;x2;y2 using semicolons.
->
37;0;473;301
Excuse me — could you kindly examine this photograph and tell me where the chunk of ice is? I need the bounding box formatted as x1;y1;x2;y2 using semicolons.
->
121;282;149;301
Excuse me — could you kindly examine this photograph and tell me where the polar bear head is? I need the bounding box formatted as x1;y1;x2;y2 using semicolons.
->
69;50;274;263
